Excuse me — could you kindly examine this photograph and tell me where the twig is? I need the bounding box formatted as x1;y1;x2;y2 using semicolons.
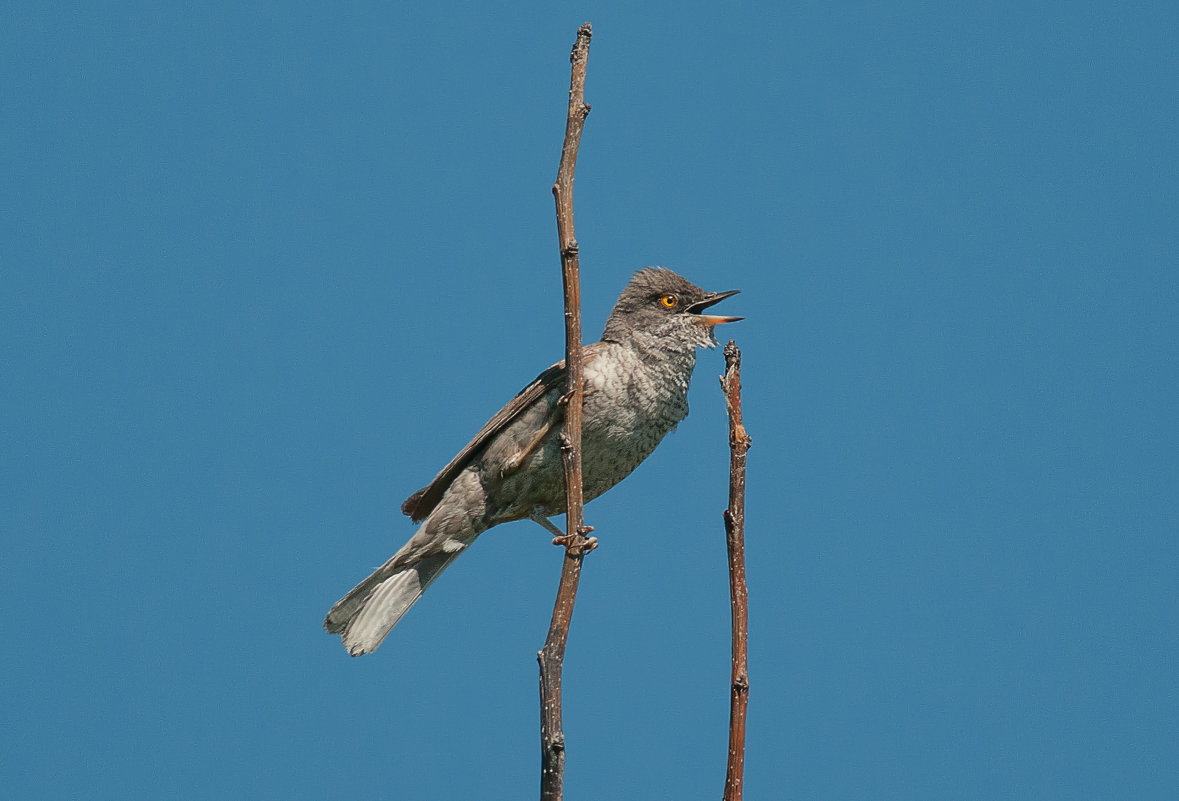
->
538;22;593;801
720;342;752;801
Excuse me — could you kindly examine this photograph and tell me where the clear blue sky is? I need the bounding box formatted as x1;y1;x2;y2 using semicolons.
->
3;3;1176;799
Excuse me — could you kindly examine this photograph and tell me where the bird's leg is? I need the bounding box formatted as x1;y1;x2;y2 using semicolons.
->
530;508;597;552
528;509;566;538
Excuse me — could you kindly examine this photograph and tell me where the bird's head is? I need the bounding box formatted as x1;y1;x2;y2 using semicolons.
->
602;267;742;351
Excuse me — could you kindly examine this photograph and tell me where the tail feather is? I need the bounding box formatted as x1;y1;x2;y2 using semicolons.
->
324;550;463;656
327;466;489;655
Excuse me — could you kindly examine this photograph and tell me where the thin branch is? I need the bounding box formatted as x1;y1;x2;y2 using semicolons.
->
720;342;752;801
538;22;594;801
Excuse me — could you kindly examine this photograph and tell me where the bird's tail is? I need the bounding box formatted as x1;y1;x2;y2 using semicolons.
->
324;547;465;656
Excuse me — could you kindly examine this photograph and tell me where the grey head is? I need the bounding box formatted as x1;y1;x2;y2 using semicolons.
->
601;267;742;352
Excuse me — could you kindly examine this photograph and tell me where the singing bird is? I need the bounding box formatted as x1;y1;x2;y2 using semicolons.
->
325;267;741;655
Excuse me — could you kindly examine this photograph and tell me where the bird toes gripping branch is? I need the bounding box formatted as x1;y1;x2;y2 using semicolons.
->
529;511;597;552
552;528;597;555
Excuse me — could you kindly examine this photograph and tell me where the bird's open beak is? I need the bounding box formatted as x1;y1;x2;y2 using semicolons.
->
687;289;743;326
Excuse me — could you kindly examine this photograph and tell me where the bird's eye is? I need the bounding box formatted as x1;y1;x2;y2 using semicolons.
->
659;294;679;308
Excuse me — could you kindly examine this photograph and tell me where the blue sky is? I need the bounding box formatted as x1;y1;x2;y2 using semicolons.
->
3;2;1176;799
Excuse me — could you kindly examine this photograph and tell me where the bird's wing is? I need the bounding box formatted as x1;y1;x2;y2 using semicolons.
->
400;344;603;522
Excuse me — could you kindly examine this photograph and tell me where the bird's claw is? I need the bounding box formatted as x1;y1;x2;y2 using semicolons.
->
551;527;597;555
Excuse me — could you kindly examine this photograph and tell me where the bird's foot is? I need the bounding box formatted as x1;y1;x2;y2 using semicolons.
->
552;527;597;555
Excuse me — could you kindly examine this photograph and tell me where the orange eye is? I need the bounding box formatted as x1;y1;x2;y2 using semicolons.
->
659;294;678;308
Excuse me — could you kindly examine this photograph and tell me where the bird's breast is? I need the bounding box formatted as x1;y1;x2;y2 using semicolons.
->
484;343;698;521
577;344;695;499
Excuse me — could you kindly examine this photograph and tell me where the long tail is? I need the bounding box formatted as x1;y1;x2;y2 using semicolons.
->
324;548;464;656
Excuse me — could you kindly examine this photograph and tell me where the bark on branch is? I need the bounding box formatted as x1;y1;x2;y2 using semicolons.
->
538;22;593;801
720;341;752;801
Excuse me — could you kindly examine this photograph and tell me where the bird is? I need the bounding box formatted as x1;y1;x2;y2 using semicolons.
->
324;267;742;656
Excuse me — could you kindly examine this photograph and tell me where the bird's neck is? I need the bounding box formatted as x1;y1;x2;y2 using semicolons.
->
612;330;700;381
